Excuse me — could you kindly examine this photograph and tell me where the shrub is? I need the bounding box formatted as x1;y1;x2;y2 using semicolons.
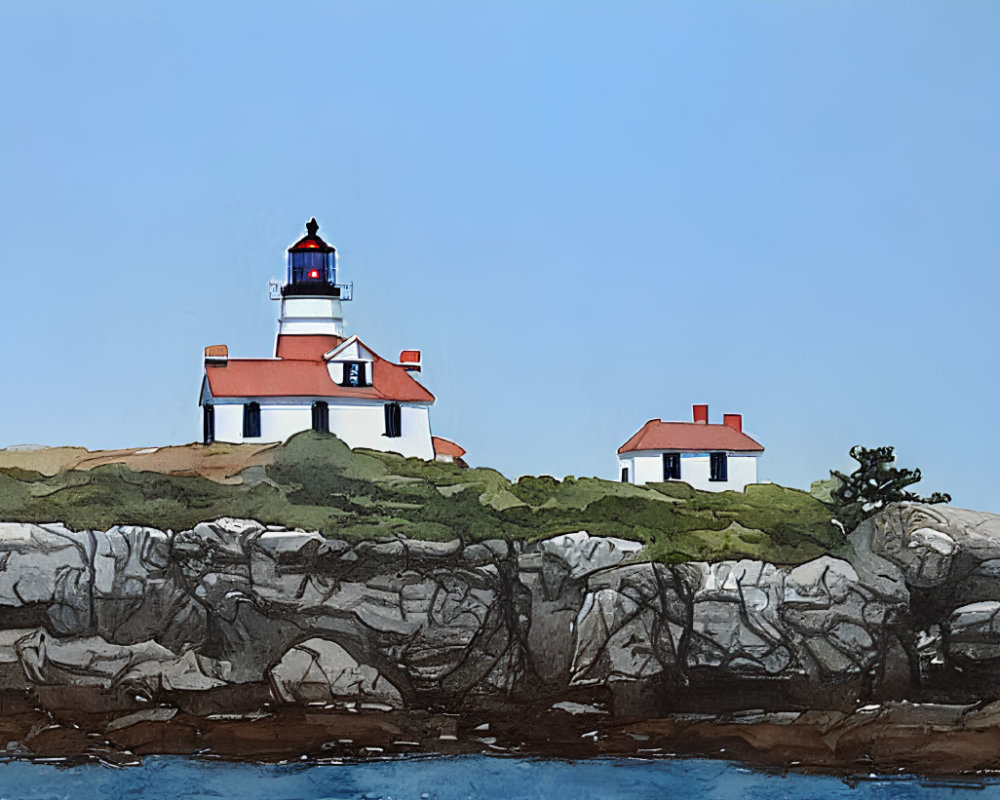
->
828;445;951;535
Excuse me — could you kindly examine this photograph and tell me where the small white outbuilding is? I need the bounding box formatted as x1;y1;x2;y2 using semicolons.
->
617;404;763;492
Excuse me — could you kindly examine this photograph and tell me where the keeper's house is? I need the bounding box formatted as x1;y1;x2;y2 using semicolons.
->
198;219;464;462
617;405;763;491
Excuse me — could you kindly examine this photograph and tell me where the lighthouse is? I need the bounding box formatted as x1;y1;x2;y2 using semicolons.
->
198;219;465;463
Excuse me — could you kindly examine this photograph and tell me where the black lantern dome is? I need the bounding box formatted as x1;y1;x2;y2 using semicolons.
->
283;218;341;297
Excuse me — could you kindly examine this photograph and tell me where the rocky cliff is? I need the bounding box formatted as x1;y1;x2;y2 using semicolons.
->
4;503;1000;771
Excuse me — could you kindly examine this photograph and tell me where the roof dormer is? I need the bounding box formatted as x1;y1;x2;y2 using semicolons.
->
323;335;375;387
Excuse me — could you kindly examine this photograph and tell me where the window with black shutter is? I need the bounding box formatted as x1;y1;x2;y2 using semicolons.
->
243;402;261;438
710;452;728;482
621;467;629;483
311;401;329;433
663;452;681;480
384;402;402;438
340;361;368;387
203;404;215;445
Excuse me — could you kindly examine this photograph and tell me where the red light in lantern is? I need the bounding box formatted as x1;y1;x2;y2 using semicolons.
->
308;269;320;279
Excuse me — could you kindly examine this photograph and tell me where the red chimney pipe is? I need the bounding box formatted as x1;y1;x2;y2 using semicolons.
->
693;404;708;424
723;413;742;432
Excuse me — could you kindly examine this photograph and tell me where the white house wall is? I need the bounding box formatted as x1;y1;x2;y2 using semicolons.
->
212;403;248;444
617;450;760;492
207;399;434;460
724;454;759;491
327;402;433;459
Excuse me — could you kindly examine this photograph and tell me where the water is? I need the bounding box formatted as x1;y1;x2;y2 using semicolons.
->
0;755;994;800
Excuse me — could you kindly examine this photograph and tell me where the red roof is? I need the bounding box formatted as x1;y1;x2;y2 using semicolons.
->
432;436;466;459
618;420;763;454
203;338;434;403
275;334;343;360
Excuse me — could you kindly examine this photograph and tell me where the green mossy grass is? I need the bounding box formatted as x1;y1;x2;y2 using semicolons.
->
0;432;840;565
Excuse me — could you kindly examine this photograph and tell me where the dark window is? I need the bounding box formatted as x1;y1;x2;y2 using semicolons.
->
341;361;368;387
243;402;261;438
663;452;681;480
311;401;329;433
384;402;402;438
621;467;629;483
710;452;728;482
289;251;332;284
202;404;215;445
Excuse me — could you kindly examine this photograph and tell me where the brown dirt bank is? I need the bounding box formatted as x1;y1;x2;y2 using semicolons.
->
0;442;276;484
4;688;1000;777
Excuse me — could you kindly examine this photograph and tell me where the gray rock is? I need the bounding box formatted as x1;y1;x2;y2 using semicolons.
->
270;638;403;706
0;523;93;634
7;511;1000;709
0;628;37;689
120;649;228;692
538;531;642;580
105;707;178;732
866;505;1000;590
949;601;1000;660
571;553;903;684
17;630;175;688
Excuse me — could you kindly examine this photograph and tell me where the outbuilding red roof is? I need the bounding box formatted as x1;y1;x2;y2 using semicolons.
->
203;336;434;403
618;420;763;454
432;436;466;459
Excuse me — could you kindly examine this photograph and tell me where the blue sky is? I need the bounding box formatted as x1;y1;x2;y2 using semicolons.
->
1;2;998;510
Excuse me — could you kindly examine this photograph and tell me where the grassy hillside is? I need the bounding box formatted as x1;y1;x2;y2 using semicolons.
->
0;433;839;565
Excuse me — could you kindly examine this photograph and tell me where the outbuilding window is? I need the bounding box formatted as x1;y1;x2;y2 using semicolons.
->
662;452;681;480
384;403;402;438
621;467;629;483
311;401;329;433
710;452;728;482
203;404;215;445
243;402;261;438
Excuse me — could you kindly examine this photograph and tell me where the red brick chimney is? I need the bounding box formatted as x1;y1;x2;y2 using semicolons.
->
204;344;228;368
693;404;708;424
723;413;743;432
399;350;422;372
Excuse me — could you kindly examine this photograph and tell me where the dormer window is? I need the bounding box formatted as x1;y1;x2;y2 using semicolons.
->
340;361;369;387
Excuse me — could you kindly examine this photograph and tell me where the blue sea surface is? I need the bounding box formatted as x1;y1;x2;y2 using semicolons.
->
0;755;994;800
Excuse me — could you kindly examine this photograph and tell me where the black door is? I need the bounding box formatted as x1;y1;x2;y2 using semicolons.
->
203;404;215;445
